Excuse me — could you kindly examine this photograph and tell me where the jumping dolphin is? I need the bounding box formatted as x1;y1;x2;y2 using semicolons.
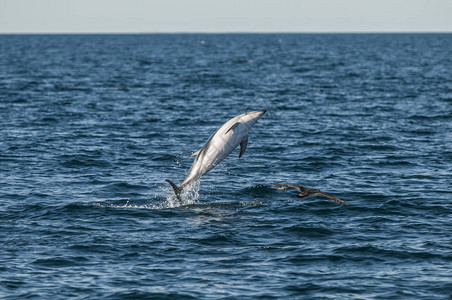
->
272;183;349;206
166;110;266;203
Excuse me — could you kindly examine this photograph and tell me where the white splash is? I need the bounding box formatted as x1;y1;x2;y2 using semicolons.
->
93;180;202;210
165;179;201;208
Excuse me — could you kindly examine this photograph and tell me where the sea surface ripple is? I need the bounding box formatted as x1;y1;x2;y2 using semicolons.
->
0;34;451;299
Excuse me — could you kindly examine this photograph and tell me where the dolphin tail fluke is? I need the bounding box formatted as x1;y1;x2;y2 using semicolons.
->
165;179;182;204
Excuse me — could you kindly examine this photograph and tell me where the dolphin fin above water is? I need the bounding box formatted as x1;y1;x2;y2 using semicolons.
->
166;110;266;203
188;149;201;158
225;122;240;134
239;135;248;158
165;179;182;204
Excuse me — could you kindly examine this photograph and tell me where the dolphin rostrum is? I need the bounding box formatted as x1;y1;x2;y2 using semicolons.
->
166;110;266;203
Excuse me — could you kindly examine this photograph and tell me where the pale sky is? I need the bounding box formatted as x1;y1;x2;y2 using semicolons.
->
0;0;451;33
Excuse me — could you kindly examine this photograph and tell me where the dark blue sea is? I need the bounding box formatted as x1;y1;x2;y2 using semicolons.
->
1;34;451;299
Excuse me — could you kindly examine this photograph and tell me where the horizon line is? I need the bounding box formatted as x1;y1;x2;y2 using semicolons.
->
1;31;451;35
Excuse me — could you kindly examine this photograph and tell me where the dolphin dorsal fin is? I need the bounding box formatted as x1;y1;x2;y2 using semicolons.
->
188;149;201;158
225;122;240;134
239;135;248;158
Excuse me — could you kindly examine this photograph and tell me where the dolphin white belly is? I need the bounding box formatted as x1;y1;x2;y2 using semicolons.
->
166;110;266;203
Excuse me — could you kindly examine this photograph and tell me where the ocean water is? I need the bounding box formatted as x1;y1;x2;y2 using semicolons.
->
0;34;451;299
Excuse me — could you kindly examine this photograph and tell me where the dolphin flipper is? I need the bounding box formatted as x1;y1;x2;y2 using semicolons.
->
165;179;182;204
225;122;239;134
239;135;248;158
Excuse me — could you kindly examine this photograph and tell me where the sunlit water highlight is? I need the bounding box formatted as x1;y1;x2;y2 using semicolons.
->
0;33;451;299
